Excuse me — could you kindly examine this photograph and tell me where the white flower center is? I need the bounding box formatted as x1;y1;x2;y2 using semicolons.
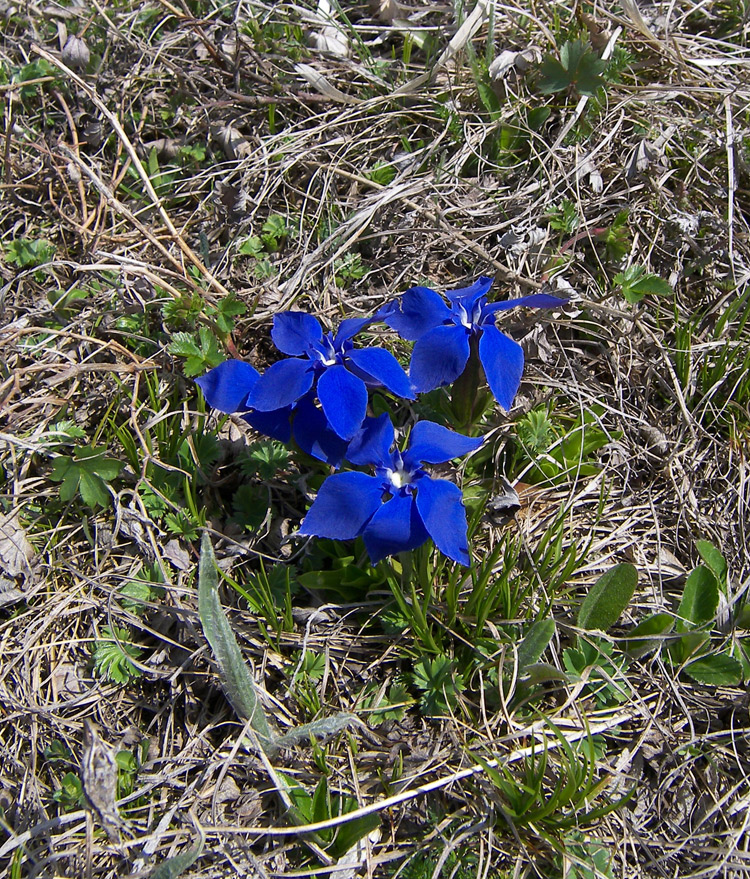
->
387;467;411;489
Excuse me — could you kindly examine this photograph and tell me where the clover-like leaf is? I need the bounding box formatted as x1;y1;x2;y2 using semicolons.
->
538;39;607;97
50;445;123;508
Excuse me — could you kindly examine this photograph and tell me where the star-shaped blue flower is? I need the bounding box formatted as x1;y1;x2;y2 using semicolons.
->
247;312;414;441
298;414;482;565
380;276;566;410
195;359;348;466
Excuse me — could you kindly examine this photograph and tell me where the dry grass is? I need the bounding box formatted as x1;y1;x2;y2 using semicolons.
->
2;1;750;877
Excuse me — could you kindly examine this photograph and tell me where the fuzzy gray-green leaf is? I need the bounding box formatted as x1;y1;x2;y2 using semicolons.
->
577;563;638;632
198;533;276;753
517;618;555;669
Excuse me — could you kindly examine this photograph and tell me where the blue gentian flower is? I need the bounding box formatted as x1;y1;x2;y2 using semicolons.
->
380;276;567;410
195;359;348;466
246;311;414;441
298;414;482;565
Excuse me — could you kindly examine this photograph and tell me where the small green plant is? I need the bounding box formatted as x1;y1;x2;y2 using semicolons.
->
4;237;55;269
333;252;368;285
115;740;149;800
8;57;59;102
614;265;672;304
53;772;85;811
119;564;165;613
49;445;124;508
556;832;615;879
601;210;631;263
411;654;465;715
537;40;607;97
235;215;292;277
238;440;288;480
547;198;580;235
91;625;144;683
168;326;225;377
478;720;627;836
666;542;742;685
563;563;638;706
514;405;618;485
360;681;415;724
282;773;380;859
261;214;290;251
48;285;90;316
365;161;397;186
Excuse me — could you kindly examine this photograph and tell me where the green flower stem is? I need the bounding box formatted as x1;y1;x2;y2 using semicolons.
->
450;335;482;430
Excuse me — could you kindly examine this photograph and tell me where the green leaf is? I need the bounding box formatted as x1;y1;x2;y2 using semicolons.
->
92;626;143;683
537;40;606;97
695;540;727;586
49;447;123;508
237;235;264;257
684;653;743;686
670;630;709;664
621;612;674;658
262;214;288;250
613;265;672;304
168;332;202;358
169;328;224;376
366;161;397;186
517;618;555;669
211;294;247;334
476;78;502;119
4;237;56;269
577;563;638;632
677;565;719;631
198;533;277;753
78;468;111;508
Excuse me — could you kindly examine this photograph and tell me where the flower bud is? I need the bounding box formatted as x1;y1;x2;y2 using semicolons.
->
62;35;90;70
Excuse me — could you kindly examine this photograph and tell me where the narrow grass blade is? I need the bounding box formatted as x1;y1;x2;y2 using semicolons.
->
198;532;277;754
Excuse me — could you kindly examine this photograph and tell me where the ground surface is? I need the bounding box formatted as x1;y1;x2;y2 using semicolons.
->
2;1;750;878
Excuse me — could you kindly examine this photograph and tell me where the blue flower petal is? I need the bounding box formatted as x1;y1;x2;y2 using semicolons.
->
409;324;470;393
317;364;368;440
271;311;323;355
482;293;568;315
195;360;260;413
346;413;394;467
247;358;315;411
415;476;471;565
292;396;349;467
347;348;415;399
241;407;293;444
380;286;451;341
362;493;429;564
299;472;384;539
478;324;524;411
444;275;494;304
335;316;375;343
404;421;482;468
